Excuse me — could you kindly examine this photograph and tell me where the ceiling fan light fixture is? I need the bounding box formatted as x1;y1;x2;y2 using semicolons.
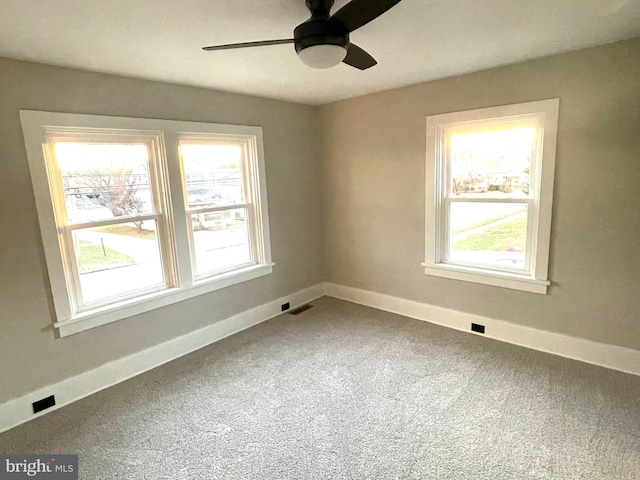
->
298;44;347;69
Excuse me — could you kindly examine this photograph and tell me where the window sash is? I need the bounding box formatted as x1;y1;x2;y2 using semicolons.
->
442;123;543;201
439;198;535;274
186;205;258;280
60;213;171;311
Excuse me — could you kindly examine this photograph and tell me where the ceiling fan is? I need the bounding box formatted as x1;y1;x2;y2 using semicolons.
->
202;0;402;70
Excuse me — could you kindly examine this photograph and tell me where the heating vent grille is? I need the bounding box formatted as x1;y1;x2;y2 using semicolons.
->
288;304;314;315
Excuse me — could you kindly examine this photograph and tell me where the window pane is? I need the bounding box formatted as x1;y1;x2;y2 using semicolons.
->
181;143;245;209
449;127;534;198
56;143;154;224
191;208;252;277
72;221;165;305
449;203;528;271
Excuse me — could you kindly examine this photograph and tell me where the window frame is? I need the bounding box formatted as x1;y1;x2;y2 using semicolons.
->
43;129;177;311
423;99;559;294
21;111;273;336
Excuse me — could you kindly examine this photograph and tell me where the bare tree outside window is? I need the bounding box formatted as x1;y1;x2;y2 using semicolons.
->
58;144;152;230
83;166;146;230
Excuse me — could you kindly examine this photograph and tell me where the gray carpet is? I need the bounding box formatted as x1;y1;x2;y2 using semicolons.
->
1;296;640;479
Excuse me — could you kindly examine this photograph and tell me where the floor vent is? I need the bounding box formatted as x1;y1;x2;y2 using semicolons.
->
288;304;314;315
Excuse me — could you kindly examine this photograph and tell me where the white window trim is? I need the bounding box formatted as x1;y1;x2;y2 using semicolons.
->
20;110;274;336
423;99;559;294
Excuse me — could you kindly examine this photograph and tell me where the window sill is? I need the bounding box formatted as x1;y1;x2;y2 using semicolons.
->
54;263;275;337
421;262;549;294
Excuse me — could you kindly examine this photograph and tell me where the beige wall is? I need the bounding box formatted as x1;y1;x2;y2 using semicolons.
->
1;36;639;405
0;58;324;403
319;37;640;351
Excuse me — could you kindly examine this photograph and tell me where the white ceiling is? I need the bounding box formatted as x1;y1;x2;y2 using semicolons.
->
1;0;639;105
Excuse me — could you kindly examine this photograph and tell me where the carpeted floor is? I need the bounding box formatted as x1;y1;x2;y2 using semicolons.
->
1;296;640;479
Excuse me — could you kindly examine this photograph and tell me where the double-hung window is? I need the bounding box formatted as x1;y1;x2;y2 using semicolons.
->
180;137;265;279
423;99;559;294
21;111;273;336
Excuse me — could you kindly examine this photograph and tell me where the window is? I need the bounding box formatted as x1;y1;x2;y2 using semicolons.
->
21;111;273;336
180;138;263;278
423;99;559;294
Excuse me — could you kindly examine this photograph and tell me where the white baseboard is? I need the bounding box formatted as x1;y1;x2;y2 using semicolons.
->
0;284;324;434
3;282;638;435
323;282;640;377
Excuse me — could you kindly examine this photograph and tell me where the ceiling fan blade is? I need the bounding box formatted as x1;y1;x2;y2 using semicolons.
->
342;44;377;70
203;39;294;51
329;0;402;33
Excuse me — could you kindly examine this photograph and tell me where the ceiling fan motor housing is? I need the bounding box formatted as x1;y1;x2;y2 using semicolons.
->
294;20;349;53
295;0;349;53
